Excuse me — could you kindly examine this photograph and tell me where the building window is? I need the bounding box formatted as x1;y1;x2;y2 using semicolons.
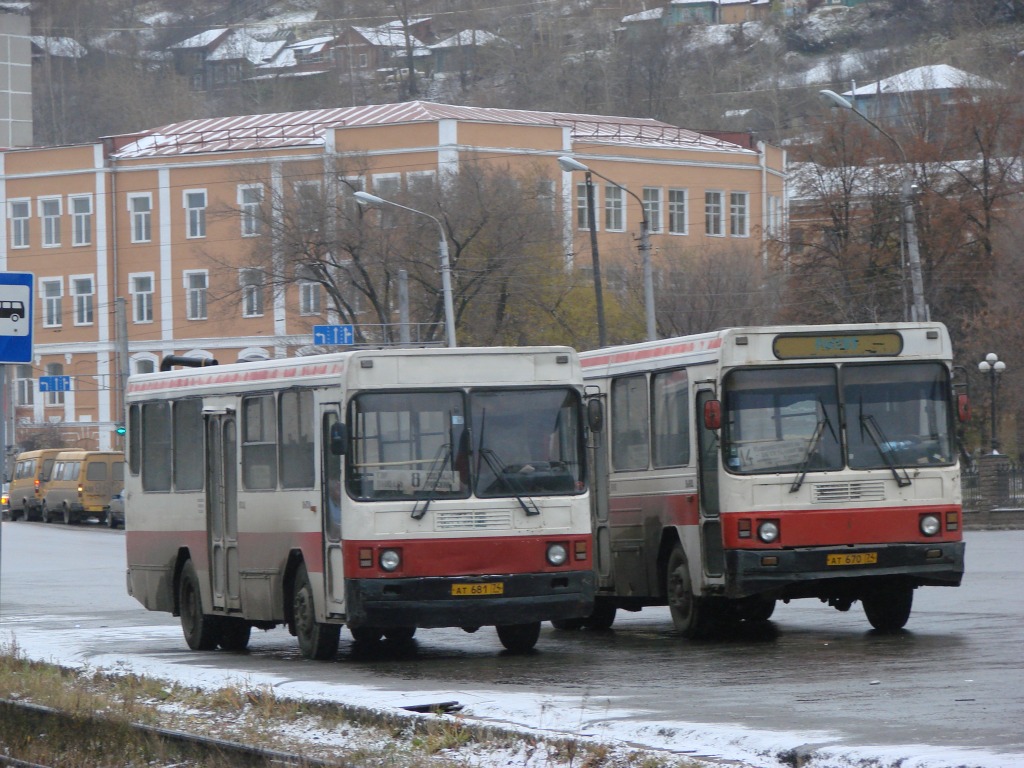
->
130;274;154;323
240;269;264;317
70;195;92;246
133;357;156;375
294;182;321;232
574;182;596;230
44;362;64;406
239;185;263;237
15;364;33;406
184;271;208;320
407;171;435;195
642;187;662;233
730;192;749;237
668;189;687;235
705;191;724;237
371;175;401;228
129;194;152;243
72;276;94;325
39;197;61;247
296;266;322;316
9;199;30;248
184;190;206;238
40;278;63;328
604;185;624;232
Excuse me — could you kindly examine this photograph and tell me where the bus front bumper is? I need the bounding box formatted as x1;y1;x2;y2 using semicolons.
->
724;541;965;600
345;570;595;629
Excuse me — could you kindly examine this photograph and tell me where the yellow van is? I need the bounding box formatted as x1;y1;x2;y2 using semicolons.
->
9;449;64;521
43;451;125;525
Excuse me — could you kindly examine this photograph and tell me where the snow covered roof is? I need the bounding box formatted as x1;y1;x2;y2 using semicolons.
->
845;64;1002;96
208;32;286;64
110;101;748;159
429;30;502;50
170;28;230;50
622;8;664;22
30;36;87;58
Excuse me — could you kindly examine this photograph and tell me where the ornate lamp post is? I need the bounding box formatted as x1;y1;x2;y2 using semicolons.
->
978;352;1006;454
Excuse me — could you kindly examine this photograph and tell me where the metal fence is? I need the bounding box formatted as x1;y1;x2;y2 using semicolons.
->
962;461;1024;513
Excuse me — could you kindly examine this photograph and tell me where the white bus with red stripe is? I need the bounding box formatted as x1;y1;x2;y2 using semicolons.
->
572;323;966;637
124;347;594;658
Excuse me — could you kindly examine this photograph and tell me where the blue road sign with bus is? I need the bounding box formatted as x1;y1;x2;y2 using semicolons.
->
313;324;354;346
0;272;33;364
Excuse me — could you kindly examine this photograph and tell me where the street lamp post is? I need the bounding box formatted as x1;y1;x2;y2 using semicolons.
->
978;352;1006;454
558;156;656;343
353;191;457;348
819;89;928;323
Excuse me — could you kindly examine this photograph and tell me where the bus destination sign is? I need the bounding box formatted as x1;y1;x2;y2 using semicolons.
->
773;332;903;360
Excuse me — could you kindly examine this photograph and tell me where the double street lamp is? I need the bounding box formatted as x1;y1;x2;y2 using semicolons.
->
353;191;457;348
978;352;1006;454
558;156;657;343
819;89;929;323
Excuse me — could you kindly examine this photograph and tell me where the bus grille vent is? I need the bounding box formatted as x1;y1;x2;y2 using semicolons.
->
812;481;886;503
435;509;513;530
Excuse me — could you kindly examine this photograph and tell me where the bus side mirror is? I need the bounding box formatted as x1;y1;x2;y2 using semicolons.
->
330;422;347;455
957;393;970;423
587;399;604;433
704;400;722;431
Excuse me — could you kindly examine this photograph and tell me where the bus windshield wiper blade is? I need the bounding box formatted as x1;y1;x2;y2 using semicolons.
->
411;443;452;520
790;415;827;493
479;449;541;516
860;413;912;487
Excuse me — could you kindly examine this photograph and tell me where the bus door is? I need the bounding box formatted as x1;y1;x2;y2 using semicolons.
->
586;393;613;587
206;413;241;613
321;405;345;615
695;387;725;577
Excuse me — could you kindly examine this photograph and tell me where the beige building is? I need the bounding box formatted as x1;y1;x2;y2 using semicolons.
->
0;101;786;451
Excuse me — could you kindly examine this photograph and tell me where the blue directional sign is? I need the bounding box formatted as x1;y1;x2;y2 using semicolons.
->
0;272;33;363
38;375;72;392
313;324;354;346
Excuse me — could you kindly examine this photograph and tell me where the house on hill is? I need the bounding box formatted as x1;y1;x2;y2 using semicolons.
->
842;64;1004;123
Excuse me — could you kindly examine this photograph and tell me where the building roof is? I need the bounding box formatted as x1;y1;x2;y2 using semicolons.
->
110;101;749;159
845;64;1002;96
429;30;502;49
30;36;88;58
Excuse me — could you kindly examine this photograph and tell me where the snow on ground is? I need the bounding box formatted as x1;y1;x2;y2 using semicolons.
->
4;620;1021;768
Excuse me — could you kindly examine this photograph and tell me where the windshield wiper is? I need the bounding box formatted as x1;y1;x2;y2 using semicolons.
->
411;442;452;520
860;413;912;487
479;448;541;516
790;401;837;493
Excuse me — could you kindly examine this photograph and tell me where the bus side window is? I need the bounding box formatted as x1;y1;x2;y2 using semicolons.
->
653;368;690;468
611;375;650;471
242;395;278;490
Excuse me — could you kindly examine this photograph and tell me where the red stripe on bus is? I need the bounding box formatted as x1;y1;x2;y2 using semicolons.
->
581;337;722;368
341;535;592;579
126;362;346;394
719;505;962;548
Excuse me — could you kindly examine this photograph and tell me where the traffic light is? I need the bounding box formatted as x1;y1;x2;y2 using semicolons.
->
115;424;127;436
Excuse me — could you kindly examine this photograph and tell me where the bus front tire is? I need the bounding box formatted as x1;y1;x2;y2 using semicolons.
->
179;560;220;651
218;618;251;652
666;545;713;639
496;622;540;653
292;563;340;660
862;585;913;631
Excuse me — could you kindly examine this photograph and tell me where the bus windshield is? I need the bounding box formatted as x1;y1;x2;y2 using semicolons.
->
721;362;954;476
844;362;954;469
723;366;842;474
347;388;583;501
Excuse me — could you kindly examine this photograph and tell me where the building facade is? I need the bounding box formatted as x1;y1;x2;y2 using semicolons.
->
0;101;786;451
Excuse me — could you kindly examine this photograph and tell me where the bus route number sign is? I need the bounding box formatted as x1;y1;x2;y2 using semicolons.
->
0;272;33;364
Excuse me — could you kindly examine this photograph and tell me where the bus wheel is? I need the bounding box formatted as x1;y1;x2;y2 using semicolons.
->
496;622;540;653
179;560;220;651
292;563;340;660
666;545;712;639
583;599;617;630
550;618;585;630
62;504;76;525
862;585;913;631
384;626;416;642
349;626;383;643
218;618;252;652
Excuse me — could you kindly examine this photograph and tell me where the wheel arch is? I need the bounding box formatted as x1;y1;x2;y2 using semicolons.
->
171;547;193;617
282;548;307;631
656;527;683;600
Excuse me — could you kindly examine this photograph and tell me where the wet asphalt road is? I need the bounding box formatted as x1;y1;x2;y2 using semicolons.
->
1;521;1022;761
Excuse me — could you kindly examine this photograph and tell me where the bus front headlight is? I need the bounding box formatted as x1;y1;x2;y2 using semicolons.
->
546;543;568;566
758;520;780;544
379;549;402;572
919;515;940;537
